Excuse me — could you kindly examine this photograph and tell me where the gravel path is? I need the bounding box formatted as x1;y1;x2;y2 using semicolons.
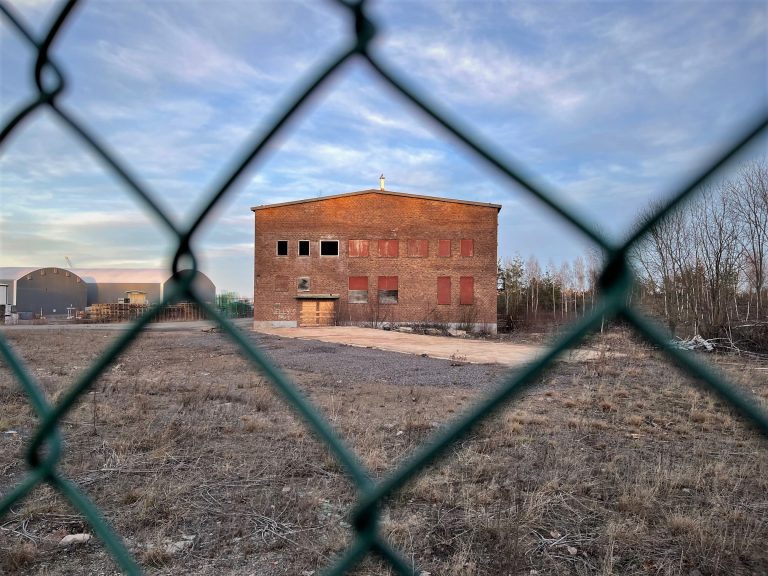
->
1;321;557;390
248;331;512;389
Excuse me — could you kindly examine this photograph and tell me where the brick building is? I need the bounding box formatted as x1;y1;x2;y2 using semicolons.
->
251;188;501;332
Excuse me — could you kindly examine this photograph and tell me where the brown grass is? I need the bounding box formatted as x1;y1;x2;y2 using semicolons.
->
0;327;766;575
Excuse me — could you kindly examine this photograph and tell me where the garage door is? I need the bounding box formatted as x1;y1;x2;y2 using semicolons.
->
299;300;336;327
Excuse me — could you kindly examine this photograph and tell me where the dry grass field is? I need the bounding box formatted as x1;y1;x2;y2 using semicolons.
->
1;326;767;575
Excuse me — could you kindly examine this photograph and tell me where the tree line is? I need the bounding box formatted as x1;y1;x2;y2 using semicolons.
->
497;252;602;330
498;160;768;343
632;160;767;339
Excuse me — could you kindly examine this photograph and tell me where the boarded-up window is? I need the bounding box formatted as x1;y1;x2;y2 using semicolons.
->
460;276;474;305
349;276;368;303
407;239;429;257
349;239;369;257
275;275;289;292
297;277;310;292
298;240;310;256
438;239;451;257
378;239;399;258
320;240;339;256
460;239;474;257
276;240;288;256
437;277;451;305
349;276;368;290
378;276;398;304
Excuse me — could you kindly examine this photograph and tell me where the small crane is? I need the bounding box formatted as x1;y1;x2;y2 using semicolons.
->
65;256;74;268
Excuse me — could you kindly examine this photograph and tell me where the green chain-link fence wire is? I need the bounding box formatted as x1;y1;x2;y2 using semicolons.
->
1;0;767;573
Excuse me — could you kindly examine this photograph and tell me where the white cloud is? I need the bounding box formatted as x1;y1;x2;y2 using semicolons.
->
94;30;270;90
384;33;570;109
1;0;765;296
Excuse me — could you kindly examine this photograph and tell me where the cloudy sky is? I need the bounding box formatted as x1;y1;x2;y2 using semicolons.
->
1;0;766;296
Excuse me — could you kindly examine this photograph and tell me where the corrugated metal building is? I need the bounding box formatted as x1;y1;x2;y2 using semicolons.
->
0;267;87;317
0;267;216;318
73;268;215;306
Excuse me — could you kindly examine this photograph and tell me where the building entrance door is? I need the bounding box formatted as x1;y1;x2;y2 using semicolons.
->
299;299;336;327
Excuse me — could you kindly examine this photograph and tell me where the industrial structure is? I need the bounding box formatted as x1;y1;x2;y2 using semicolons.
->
0;267;215;321
0;267;87;320
251;184;500;332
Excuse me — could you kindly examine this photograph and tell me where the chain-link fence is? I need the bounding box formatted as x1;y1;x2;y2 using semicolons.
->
1;1;767;574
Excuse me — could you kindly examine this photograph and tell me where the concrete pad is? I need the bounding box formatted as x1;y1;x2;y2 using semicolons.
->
253;325;600;367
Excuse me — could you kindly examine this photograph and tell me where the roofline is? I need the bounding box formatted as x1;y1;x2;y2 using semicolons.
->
250;189;502;212
0;267;213;285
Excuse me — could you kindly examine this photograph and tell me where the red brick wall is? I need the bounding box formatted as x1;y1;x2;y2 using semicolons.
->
253;192;499;330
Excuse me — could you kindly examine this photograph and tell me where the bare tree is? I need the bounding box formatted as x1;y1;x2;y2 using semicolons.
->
525;256;541;320
573;256;586;316
730;160;768;320
692;184;740;331
559;261;572;320
631;161;766;339
547;259;558;321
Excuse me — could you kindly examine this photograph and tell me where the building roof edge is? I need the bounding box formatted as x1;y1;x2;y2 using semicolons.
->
250;189;502;212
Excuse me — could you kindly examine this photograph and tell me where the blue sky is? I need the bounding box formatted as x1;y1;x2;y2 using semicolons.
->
1;0;766;296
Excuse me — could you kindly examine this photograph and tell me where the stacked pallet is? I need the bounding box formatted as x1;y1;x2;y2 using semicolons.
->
87;303;147;323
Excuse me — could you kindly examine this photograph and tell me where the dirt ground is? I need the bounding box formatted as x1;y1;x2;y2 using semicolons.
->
252;325;606;366
1;325;767;575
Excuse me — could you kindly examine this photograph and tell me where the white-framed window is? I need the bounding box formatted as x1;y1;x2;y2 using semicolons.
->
298;240;310;257
320;240;339;256
276;240;289;256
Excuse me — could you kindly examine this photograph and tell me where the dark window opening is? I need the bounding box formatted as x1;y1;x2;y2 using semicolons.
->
320;240;339;256
276;240;288;256
298;240;310;256
297;277;310;291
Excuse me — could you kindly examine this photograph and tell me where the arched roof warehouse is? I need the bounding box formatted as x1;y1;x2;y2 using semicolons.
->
0;268;216;314
75;268;216;306
0;267;87;316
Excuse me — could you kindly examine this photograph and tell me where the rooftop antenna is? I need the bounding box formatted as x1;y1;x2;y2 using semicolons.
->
379;173;385;191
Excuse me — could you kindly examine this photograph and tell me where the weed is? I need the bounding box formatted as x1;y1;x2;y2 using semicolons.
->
0;327;766;575
0;542;36;574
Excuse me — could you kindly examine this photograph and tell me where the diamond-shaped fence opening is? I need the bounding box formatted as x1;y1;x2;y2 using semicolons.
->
1;1;767;575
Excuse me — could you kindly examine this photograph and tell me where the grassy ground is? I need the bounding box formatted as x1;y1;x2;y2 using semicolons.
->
0;327;766;575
